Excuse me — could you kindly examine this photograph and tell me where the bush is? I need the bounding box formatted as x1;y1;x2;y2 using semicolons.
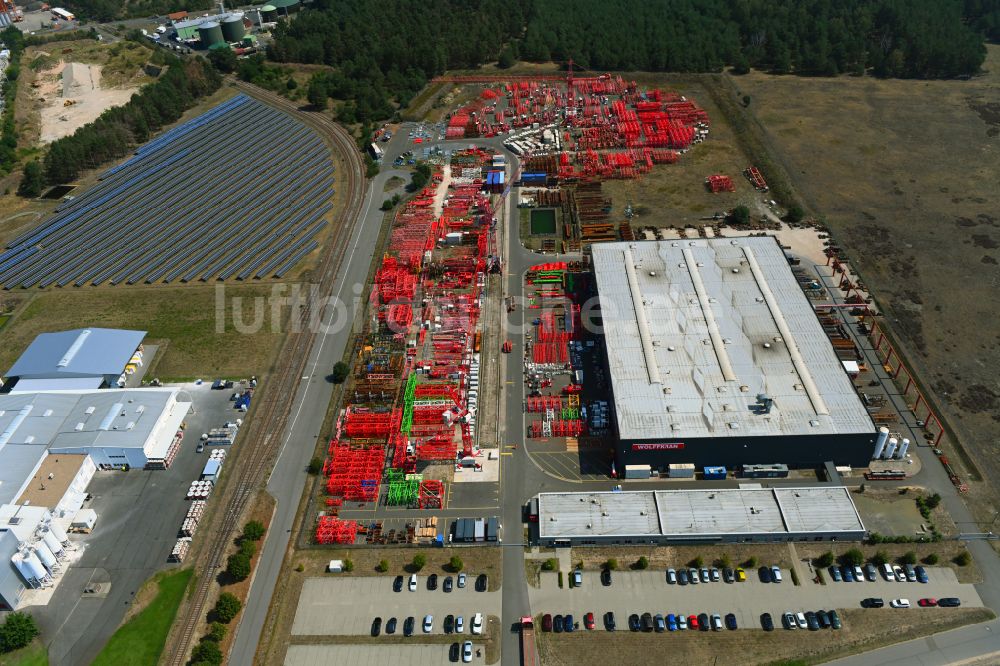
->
841;548;864;567
295;563;305;572
226;552;251;581
923;553;939;565
716;554;732;569
206;622;227;643
926;493;942;509
377;559;389;573
604;558;618;571
744;556;758;568
380;199;394;211
872;550;889;567
214;593;242;623
190;640;223;665
955;551;971;566
635;556;649;570
331;361;350;384
541;558;558;571
450;556;464;572
557;571;564;588
411;554;426;571
0;612;39;653
815;552;835;568
17;161;44;198
900;551;917;566
239;540;257;559
786;204;805;223
689;556;704;568
243;520;266;541
342;558;354;572
307;457;323;475
727;205;750;225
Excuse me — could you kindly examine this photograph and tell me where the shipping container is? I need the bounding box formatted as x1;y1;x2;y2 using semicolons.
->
625;464;651;479
667;463;695;478
702;466;727;480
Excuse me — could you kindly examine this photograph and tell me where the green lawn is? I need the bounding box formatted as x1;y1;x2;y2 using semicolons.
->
0;640;48;666
90;568;193;666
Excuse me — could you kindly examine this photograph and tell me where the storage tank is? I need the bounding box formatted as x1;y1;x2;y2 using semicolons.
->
198;21;224;48
23;551;48;581
884;437;898;459
33;543;56;571
42;529;63;555
269;0;299;15
11;553;33;584
259;4;278;22
897;438;910;459
872;426;889;459
221;13;245;42
49;521;69;545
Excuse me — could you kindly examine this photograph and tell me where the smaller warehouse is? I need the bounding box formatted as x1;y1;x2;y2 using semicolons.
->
530;487;865;547
3;328;146;392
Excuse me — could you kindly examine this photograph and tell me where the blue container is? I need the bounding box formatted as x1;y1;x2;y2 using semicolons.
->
703;466;727;480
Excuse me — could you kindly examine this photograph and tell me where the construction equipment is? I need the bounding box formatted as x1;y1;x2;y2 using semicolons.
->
502;340;512;353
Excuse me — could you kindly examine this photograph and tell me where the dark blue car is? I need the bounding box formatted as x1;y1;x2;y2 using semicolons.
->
564;614;575;632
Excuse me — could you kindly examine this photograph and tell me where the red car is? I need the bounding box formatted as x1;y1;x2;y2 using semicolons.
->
584;612;595;630
918;598;938;607
688;614;699;630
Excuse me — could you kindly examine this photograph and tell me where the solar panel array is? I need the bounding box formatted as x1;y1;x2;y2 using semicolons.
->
0;94;335;289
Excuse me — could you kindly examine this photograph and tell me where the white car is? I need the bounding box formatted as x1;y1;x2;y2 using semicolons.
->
771;566;783;583
894;566;907;582
455;615;464;633
783;612;797;629
462;641;473;663
890;598;911;608
471;612;483;635
423;615;434;633
795;612;807;629
408;574;417;592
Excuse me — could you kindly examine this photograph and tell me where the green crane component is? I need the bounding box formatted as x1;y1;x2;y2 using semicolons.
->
385;479;419;505
561;407;579;419
384;468;404;483
400;373;417;435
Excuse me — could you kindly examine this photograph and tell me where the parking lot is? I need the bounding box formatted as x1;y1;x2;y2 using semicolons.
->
291;576;501;636
285;643;485;666
528;567;982;631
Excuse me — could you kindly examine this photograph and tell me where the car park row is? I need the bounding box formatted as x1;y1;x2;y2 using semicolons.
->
371;612;484;637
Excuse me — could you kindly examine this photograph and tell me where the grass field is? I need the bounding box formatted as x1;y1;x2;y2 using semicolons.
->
536;607;993;666
0;285;286;380
0;640;48;666
530;208;557;234
90;568;193;666
733;45;1000;517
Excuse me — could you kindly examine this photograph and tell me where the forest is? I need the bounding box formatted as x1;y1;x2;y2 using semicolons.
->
61;0;211;22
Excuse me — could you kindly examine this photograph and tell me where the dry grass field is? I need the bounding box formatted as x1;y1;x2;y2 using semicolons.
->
727;47;1000;513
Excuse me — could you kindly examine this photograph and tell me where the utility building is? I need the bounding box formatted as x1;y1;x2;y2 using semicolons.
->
591;238;876;472
3;328;146;392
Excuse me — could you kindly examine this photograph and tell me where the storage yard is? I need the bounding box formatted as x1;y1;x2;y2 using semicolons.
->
0;93;334;288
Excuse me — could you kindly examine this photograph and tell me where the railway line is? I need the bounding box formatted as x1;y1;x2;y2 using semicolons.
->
162;80;367;666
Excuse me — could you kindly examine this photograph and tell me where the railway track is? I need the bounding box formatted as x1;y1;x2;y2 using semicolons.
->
162;80;367;666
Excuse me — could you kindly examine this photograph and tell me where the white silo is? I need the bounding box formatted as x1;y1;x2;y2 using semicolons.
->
11;553;34;585
33;543;57;571
23;551;48;582
42;530;64;556
897;438;910;459
872;427;889;459
884;437;898;459
49;521;69;545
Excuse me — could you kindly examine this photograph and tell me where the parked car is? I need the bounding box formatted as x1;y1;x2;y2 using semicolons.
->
893;565;907;582
842;565;855;582
689;568;700;584
393;575;404;592
667;613;678;631
688;614;699;630
449;642;460;663
428;574;438;590
408;574;417;591
915;566;929;584
782;612;796;630
542;614;553;632
829;566;843;582
938;598;962;607
905;564;917;582
918;598;938;607
677;569;689;585
677;614;688;630
759;567;772;583
862;597;885;608
457;572;467;588
829;610;842;630
601;569;613;586
423;615;434;633
736;568;747;582
444;615;455;634
403;616;415;636
371;617;382;637
554;614;564;633
564;614;575;633
795;612;808;629
573;570;583;588
710;568;721;582
700;567;711;583
604;611;617;631
455;616;464;633
667;568;678;584
806;612;820;631
761;612;774;631
471;613;483;635
882;563;895;580
628;614;641;632
864;564;878;581
853;565;865;581
725;613;737;630
723;567;735;583
641;613;654;632
462;641;473;663
444;576;453;593
476;574;488;591
697;613;710;632
817;610;831;629
196;443;205;453
654;614;666;632
585;612;596;630
890;598;911;608
771;566;783;583
711;614;723;631
386;617;397;634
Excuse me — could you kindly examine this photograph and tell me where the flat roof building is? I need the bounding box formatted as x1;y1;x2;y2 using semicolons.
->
532;487;866;546
591;238;877;470
4;328;146;391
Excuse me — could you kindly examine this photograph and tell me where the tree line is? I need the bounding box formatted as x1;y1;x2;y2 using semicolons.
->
61;0;212;22
41;56;221;185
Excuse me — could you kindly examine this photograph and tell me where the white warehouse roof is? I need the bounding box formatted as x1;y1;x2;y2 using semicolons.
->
536;487;865;541
5;328;145;381
591;238;874;441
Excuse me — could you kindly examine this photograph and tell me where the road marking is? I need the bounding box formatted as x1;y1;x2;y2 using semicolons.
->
501;452;513;456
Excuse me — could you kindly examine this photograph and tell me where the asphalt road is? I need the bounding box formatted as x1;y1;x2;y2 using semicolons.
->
285;643;485;666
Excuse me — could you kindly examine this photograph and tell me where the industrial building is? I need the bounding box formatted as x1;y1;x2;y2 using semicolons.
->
172;11;248;45
3;328;146;392
591;238;877;472
0;503;71;611
530;487;866;547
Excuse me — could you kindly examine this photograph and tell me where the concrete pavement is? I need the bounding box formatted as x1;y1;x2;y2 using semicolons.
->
285;643;486;666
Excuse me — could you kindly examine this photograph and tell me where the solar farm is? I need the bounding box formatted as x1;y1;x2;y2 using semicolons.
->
0;94;334;289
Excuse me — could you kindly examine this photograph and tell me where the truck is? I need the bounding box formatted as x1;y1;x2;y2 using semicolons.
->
519;616;537;666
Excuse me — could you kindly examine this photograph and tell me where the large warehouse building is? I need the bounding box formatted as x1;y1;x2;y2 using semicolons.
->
591;237;877;472
531;487;866;546
3;328;146;392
